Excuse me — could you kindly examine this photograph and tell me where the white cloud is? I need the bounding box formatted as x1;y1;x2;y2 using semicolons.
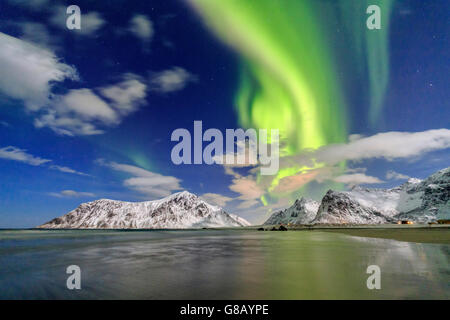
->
229;177;264;201
49;165;90;176
0;146;88;176
49;190;95;198
201;193;232;207
0;33;174;136
313;129;450;165
99;74;147;115
271;129;450;193
50;6;105;36
34;111;105;136
79;12;106;35
333;173;383;185
54;89;118;123
196;129;450;222
236;199;261;209
221;166;265;209
345;167;367;174
212;139;259;167
386;170;411;180
97;160;182;198
150;67;197;93
34;75;147;136
0;146;50;166
200;166;266;211
348;134;364;142
221;129;450;213
129;14;154;41
0;32;78;110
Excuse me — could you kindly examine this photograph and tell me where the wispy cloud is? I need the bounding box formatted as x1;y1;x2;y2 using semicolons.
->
272;128;450;193
77;12;106;35
49;165;90;176
150;67;197;93
0;33;201;136
128;14;153;42
229;177;264;201
333;173;383;185
34;88;117;136
219;129;450;216
50;5;106;36
200;193;232;207
0;146;88;176
0;146;50;166
0;33;149;136
48;190;95;198
212;139;259;167
312;129;450;165
221;166;265;209
386;170;411;180
99;74;147;116
0;32;78;111
96;159;182;198
35;73;148;136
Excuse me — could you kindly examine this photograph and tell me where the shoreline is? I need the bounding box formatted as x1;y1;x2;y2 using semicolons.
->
315;227;450;244
255;224;450;244
2;225;449;245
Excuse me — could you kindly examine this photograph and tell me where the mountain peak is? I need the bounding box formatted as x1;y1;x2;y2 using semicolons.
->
173;190;196;197
264;166;449;225
264;197;319;225
407;178;422;185
38;191;250;229
161;190;198;202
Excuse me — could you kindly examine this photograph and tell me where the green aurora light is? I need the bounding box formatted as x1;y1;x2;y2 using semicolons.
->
188;0;394;203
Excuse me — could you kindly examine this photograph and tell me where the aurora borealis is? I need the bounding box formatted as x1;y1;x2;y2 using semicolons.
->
188;0;394;203
337;0;394;125
189;0;347;151
0;0;448;227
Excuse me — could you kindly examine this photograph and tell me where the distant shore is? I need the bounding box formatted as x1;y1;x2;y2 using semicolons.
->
252;224;450;244
4;224;450;245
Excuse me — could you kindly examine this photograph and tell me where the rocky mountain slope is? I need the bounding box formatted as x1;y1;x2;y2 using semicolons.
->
265;167;449;225
312;190;392;224
38;191;251;229
395;168;449;222
263;198;319;225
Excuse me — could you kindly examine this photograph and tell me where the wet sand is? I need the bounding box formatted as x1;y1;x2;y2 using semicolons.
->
318;227;450;244
1;229;449;299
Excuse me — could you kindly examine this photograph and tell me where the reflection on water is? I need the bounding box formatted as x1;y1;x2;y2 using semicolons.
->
0;230;448;299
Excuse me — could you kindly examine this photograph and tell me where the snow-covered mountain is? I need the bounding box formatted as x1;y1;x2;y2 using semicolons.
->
38;191;251;229
266;167;449;225
395;168;450;222
264;198;319;225
312;190;391;224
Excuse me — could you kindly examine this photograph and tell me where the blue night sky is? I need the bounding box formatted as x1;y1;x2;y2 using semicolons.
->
0;0;448;227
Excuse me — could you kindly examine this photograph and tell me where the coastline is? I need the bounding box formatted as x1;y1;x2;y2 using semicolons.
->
253;224;450;244
2;224;448;245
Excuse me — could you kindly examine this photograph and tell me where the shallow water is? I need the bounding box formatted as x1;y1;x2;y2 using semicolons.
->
0;229;448;299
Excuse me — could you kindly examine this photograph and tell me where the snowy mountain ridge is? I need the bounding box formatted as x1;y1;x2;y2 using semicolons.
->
263;198;320;225
38;191;251;229
265;167;450;225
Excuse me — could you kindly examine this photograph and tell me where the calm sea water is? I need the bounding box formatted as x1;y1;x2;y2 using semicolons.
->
0;229;448;299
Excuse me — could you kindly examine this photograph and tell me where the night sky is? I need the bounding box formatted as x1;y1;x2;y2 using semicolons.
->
0;0;448;227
